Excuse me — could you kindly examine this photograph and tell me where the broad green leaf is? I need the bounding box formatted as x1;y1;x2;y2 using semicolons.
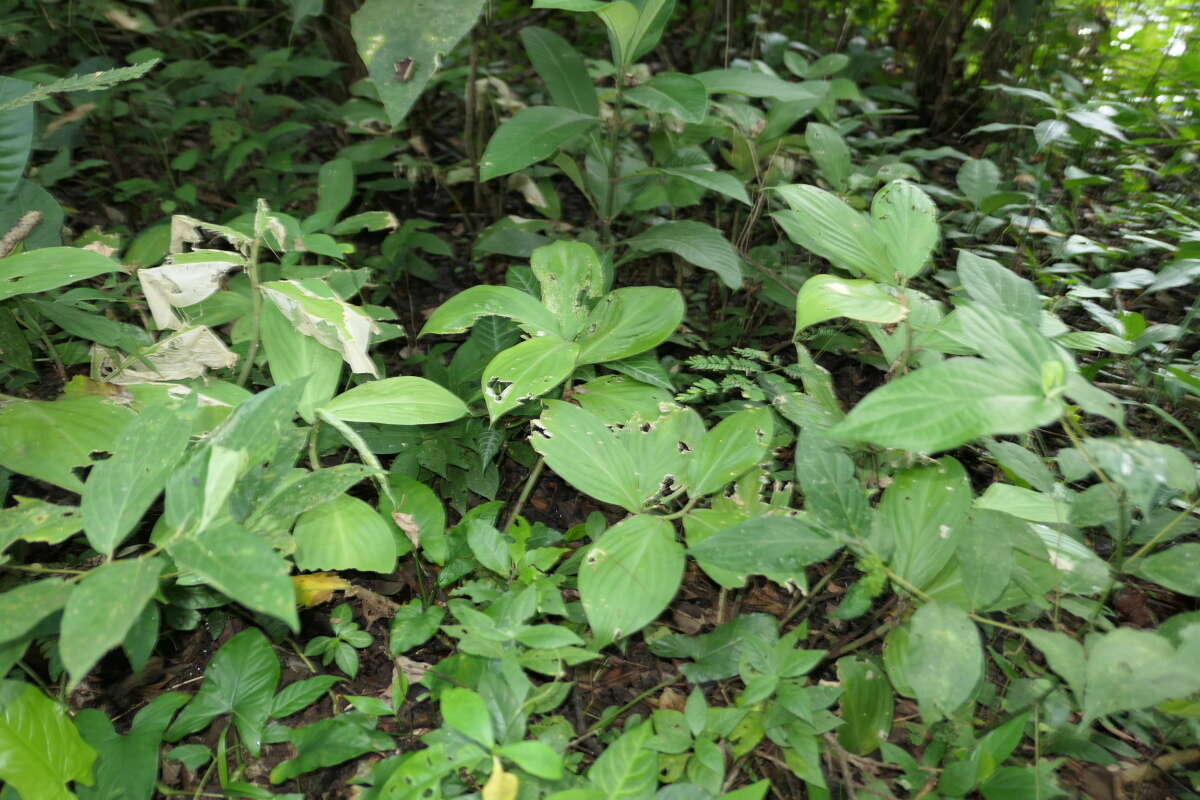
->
773;184;891;283
166;522;300;631
955;510;1017;610
82;401;194;556
269;715;393;783
805;122;851;192
0;179;64;249
906;603;981;718
322;376;468;426
580;515;683;645
593;0;671;66
497;740;564;780
440;688;494;748
1034;119;1070;151
625;220;742;288
0;380;136;492
260;299;343;421
521;27;599;116
261;279;379;376
0;246;119;301
60;557;164;689
313;157;354;229
420;285;562;338
76;692;190;800
976;483;1070;524
1029;523;1111;595
1080;438;1194;514
27;298;152;352
572;375;672;424
687;406;773;497
271;675;343;719
587;721;657;797
575;286;684;364
837;657;893;755
0;77;34;199
794;275;905;333
876;458;971;591
795;432;871;541
871;180;938;279
695;69;829;103
389;600;446;655
1132;544;1200;596
655;167;750;205
165;628;280;755
0;579;72;644
625;72;708;123
531;400;640;510
1066;109;1127;142
0;680;96;800
956;251;1041;327
607;349;675;392
480;106;600;181
0;498;82;555
482;336;579;422
293;495;397;574
954;303;1073;383
530;240;604;340
380;474;447;563
618;404;704;503
1022;629;1085;703
351;0;486;127
830;358;1063;453
688;515;841;578
956;158;1001;209
1082;626;1200;723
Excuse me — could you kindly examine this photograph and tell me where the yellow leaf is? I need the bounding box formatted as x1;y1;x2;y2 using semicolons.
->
482;756;519;800
292;572;352;607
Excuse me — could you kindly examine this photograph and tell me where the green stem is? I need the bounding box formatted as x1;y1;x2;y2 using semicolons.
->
235;237;264;387
504;456;545;531
315;408;396;507
1123;497;1200;569
602;73;626;241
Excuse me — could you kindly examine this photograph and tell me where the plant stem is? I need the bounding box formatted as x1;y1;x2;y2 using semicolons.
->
504;456;545;531
315;408;396;507
235;236;263;387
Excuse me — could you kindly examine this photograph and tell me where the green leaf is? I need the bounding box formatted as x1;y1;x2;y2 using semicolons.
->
1082;626;1200;724
906;603;982;718
1022;629;1085;703
688;516;841;578
351;0;486;127
269;715;392;783
586;720;657;797
1080;438;1194;514
166;522;300;631
687;406;773;497
321;376;468;426
956;158;1001;209
420;284;563;338
165;628;280;755
575;286;684;365
836;657;893;755
482;336;579;422
655;167;749;205
0;680;97;800
830;358;1063;453
625;72;708;123
0;579;72;644
293;495;397;574
260;279;379;376
530;240;604;340
380;474;447;563
795;432;871;540
626;220;742;289
260;299;343;421
60;557;164;689
580;515;683;646
76;692;191;800
389;600;446;655
480;106;600;181
956;251;1041;327
82;402;193;557
313;158;354;229
0;380;136;492
520;27;599;116
0;247;119;301
271;675;343;719
441;687;493;748
794;275;905;333
1132;544;1200;596
572;375;672;424
773;184;891;283
497;740;564;780
0;78;34;199
955;510;1018;610
871;180;938;279
695;69;829;103
805;122;851;192
878;458;972;591
248;464;379;538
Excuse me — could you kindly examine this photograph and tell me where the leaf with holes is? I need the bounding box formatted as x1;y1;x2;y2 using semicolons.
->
686;406;774;497
482;336;579;423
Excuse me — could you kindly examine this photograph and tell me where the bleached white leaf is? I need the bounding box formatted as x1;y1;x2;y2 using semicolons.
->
138;251;244;329
261;279;381;377
95;326;238;384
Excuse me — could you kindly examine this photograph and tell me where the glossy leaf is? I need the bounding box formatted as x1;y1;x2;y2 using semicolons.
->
687;406;773;497
521;27;598;116
625;221;743;288
165;628;280;755
60;557;164;688
575;286;684;365
795;274;905;333
166;522;300;631
480;106;599;181
773;184;891;283
0;680;96;800
830;358;1062;453
0;247;119;301
580;515;684;646
625;72;708;122
351;0;486;126
441;688;494;748
482;336;579;422
420;284;562;338
322;376;469;426
293;495;397;574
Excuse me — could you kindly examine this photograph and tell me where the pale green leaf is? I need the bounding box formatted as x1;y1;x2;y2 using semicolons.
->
482;336;578;422
420;284;563;338
794;274;905;333
687;406;773;497
906;603;981;717
773;184;891;283
480;106;599;181
0;680;96;800
625;73;708;123
871;180;938;279
575;286;684;364
293;495;397;574
625;220;742;288
322;376;468;426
